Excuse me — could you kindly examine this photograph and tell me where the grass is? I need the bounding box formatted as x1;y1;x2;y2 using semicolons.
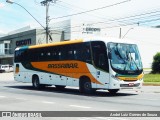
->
143;74;160;85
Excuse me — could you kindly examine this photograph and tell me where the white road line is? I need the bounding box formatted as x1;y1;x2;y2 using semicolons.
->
78;118;96;120
15;98;27;100
0;96;6;98
132;98;159;101
69;105;91;109
42;101;55;104
109;109;118;111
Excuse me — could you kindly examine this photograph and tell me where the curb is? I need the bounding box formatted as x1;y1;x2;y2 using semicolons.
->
143;83;160;86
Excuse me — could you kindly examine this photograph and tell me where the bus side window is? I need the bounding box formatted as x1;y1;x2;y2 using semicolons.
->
15;51;20;62
82;43;92;64
73;49;81;61
91;41;109;72
72;44;82;61
52;51;58;60
98;54;109;71
58;52;62;60
51;46;61;61
67;50;73;60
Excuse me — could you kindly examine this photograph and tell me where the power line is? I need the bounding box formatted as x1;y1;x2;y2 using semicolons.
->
50;0;131;20
49;16;160;35
48;9;160;31
4;1;160;36
55;1;107;20
88;10;160;26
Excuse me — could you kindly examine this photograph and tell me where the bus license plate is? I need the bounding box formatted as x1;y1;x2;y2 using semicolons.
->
129;83;134;87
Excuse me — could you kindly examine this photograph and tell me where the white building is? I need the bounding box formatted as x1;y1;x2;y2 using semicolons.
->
67;20;160;68
102;26;160;68
1;19;159;68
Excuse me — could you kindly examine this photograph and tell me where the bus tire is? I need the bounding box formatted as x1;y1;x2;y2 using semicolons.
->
79;77;94;94
32;75;42;89
108;89;119;94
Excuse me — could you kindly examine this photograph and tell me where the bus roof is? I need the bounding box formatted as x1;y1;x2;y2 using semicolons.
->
15;39;83;51
83;36;135;44
15;37;136;51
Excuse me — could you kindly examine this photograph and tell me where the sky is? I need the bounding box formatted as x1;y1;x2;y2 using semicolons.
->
0;0;160;34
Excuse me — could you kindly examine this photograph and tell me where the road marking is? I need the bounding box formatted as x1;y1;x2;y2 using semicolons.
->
42;101;55;104
133;98;159;101
69;105;91;109
109;109;118;111
0;96;6;98
78;118;97;120
15;98;27;100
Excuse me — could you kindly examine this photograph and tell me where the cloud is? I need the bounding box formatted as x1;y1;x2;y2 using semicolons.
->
0;29;7;34
0;3;5;8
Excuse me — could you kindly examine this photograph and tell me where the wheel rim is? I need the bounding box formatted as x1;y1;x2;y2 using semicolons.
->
84;82;91;91
34;78;39;88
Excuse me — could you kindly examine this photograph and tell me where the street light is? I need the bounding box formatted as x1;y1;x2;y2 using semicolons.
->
6;0;52;43
6;0;13;4
122;28;134;39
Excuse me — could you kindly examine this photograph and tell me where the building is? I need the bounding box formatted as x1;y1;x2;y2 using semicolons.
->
0;27;65;65
0;19;159;68
104;26;160;68
0;19;100;65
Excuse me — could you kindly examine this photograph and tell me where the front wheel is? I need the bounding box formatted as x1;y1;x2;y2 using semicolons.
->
80;79;95;94
108;89;119;94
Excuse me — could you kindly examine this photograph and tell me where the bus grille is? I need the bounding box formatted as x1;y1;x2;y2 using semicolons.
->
120;83;140;87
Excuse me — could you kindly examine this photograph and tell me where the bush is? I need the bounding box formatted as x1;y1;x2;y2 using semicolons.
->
151;52;160;73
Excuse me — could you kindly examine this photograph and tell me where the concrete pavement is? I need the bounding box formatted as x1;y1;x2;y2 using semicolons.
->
0;72;14;81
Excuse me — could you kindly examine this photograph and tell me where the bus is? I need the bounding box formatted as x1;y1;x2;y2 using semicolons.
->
14;37;143;94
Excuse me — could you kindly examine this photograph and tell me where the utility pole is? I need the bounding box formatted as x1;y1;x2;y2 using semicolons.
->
119;27;122;39
40;0;57;43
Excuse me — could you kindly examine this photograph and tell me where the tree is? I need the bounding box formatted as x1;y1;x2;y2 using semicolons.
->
151;52;160;73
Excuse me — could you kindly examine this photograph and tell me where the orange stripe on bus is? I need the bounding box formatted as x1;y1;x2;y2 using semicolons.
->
31;61;102;85
29;40;83;49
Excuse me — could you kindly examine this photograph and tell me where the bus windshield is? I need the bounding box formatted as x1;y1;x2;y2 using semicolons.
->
108;42;143;74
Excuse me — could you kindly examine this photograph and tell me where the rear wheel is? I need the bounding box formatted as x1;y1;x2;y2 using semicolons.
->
32;76;43;89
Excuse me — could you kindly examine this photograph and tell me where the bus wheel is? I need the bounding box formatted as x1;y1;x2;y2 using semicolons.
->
55;85;66;90
80;78;94;94
32;76;41;89
108;89;119;94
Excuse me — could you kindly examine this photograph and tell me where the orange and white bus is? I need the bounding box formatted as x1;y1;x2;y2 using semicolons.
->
14;37;143;94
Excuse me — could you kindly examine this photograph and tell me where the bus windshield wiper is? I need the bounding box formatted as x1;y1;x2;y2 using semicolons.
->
124;50;139;71
114;44;125;63
129;52;139;71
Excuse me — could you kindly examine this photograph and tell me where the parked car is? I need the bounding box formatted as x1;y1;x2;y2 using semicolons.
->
0;65;13;73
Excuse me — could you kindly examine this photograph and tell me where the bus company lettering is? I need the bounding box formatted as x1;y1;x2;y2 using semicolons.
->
48;63;78;68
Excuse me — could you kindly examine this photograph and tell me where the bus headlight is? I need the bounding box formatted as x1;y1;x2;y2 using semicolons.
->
139;78;143;81
111;75;119;81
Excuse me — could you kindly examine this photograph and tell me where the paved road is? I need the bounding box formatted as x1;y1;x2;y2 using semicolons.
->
0;73;160;120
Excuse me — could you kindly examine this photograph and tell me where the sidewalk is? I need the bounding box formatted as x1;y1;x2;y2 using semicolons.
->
143;68;152;74
0;72;14;81
141;86;160;93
